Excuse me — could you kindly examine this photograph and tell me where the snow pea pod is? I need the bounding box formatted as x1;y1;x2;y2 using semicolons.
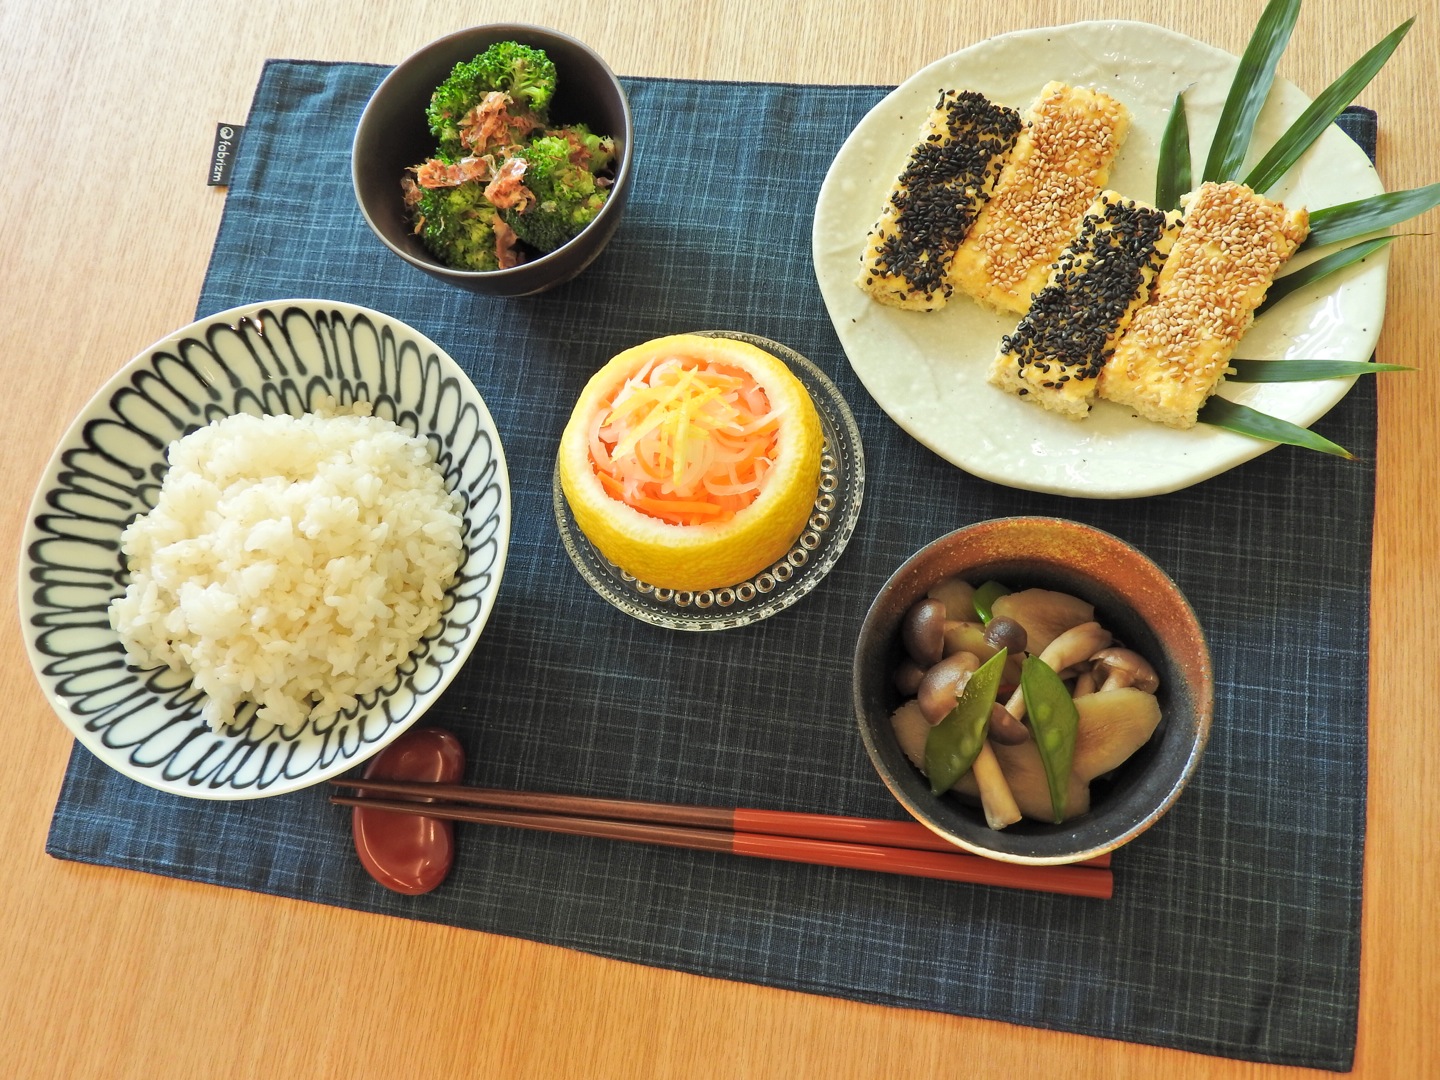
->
924;649;1007;794
1020;655;1079;823
971;580;1011;624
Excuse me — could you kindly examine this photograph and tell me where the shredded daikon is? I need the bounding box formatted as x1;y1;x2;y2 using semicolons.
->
588;355;781;525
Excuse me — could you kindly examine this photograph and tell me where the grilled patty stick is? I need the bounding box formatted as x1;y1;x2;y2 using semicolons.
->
949;82;1130;314
857;90;1022;310
1097;180;1310;428
989;192;1180;419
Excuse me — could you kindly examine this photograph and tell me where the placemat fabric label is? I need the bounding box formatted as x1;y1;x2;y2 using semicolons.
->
207;123;244;186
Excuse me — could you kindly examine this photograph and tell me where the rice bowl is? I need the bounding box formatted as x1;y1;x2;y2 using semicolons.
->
19;300;509;799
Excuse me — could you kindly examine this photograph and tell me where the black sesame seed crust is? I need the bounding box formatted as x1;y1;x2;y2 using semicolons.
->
872;90;1021;298
999;194;1172;385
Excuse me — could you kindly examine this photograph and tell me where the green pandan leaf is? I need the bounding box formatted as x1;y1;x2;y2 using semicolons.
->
1244;18;1413;193
1304;183;1440;249
1156;91;1192;211
1227;358;1411;381
1198;397;1353;458
1203;0;1304;183
1256;235;1396;315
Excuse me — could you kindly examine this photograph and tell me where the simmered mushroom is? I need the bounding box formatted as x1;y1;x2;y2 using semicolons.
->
952;688;1162;820
942;620;1024;684
916;651;980;724
890;574;1163;830
1070;687;1163;777
893;657;926;697
987;701;1030;745
925;576;976;620
1001;621;1112;722
1089;647;1160;693
989;588;1094;654
901;598;947;666
982;616;1027;655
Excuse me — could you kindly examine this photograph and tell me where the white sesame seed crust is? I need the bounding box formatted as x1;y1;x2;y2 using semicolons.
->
1097;181;1310;428
949;82;1131;314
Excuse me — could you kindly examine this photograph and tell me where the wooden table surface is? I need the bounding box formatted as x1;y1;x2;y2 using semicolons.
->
4;1;1435;1076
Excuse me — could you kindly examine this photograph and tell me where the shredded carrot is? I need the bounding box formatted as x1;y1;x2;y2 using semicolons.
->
589;355;780;525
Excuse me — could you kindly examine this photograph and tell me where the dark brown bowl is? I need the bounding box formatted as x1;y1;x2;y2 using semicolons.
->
853;517;1213;865
352;24;633;296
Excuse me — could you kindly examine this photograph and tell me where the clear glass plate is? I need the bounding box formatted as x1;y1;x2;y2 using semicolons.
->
553;330;865;631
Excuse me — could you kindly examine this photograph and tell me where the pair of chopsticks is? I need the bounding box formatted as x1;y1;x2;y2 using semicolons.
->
329;779;1113;899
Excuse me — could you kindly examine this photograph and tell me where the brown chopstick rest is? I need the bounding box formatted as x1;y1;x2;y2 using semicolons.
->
348;727;466;895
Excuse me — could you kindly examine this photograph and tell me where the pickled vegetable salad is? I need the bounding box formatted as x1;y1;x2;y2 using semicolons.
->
587;356;786;526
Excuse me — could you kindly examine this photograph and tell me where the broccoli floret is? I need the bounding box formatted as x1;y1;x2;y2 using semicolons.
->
545;123;617;174
426;42;558;153
471;41;557;113
502;134;613;253
409;180;504;271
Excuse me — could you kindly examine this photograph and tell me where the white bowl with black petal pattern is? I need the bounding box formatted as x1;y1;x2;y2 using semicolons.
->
19;300;509;799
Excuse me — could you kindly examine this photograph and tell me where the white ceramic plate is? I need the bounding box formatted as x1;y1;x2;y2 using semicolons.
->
812;20;1387;498
19;301;510;799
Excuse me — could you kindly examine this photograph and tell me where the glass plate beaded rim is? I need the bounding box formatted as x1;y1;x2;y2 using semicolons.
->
552;331;865;631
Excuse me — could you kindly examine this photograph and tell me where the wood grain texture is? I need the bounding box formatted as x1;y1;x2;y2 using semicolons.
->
2;1;1434;1076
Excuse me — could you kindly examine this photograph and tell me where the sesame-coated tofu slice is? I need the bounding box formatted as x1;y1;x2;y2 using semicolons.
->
989;191;1180;419
857;89;1022;311
1097;181;1309;429
949;82;1130;314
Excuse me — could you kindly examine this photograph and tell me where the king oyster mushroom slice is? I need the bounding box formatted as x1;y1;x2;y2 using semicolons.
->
890;699;931;769
953;686;1163;822
926;575;976;619
989;588;1095;656
1071;686;1163;778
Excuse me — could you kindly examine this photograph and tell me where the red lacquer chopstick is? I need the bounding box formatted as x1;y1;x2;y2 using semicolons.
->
328;780;1113;898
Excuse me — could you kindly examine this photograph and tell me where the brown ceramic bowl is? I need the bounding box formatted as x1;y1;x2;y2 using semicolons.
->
352;24;633;296
853;517;1213;865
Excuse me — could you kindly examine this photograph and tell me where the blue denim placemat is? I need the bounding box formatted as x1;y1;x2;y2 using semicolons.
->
44;61;1377;1071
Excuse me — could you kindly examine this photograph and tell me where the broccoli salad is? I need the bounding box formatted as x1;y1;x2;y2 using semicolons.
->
401;42;617;271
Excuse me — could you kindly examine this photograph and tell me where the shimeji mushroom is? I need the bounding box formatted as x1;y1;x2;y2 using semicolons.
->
901;598;947;666
916;651;980;723
969;742;1022;829
1089;647;1160;693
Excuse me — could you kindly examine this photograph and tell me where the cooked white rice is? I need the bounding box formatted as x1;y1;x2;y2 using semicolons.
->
108;404;464;738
